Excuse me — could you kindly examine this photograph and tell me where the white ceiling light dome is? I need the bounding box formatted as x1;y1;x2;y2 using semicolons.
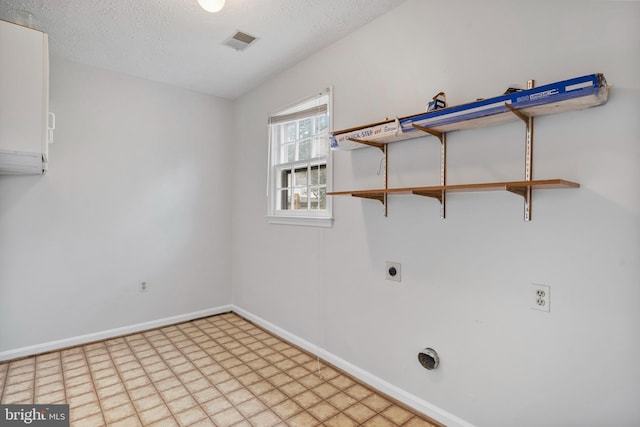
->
197;0;225;13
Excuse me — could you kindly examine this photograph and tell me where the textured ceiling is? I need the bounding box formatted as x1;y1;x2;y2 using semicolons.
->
0;0;407;99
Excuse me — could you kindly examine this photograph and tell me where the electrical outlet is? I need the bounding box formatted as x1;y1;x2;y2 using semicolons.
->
531;284;550;312
385;261;401;282
139;281;148;292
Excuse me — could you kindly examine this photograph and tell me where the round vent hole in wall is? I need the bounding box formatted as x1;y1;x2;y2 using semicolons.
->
418;348;439;370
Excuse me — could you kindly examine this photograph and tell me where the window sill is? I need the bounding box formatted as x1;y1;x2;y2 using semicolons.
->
267;215;334;228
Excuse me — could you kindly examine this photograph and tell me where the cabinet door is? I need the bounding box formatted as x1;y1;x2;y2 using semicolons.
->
0;20;47;155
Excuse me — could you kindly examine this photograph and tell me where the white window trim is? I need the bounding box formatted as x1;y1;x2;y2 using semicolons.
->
266;215;333;228
266;88;333;227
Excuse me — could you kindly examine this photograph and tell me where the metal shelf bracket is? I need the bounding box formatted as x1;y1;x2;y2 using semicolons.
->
346;137;385;153
505;185;528;198
352;194;385;203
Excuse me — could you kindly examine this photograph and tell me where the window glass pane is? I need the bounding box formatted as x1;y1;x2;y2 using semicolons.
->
285;123;296;142
308;188;318;211
282;143;294;163
292;188;306;210
315;114;328;133
294;168;307;187
277;189;290;211
298;139;312;161
310;165;326;185
280;169;292;188
318;187;326;209
308;186;326;210
309;165;319;185
312;135;328;158
298;118;312;139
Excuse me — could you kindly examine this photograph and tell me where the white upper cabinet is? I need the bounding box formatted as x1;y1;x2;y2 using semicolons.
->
0;19;52;175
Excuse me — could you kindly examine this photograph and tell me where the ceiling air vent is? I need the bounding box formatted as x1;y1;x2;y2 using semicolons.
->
223;31;258;51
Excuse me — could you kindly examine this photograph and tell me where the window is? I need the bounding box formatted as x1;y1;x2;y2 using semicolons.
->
267;89;332;227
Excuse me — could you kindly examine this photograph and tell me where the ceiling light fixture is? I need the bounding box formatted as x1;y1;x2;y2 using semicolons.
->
197;0;225;13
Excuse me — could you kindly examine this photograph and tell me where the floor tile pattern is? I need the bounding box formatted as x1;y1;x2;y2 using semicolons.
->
0;313;441;426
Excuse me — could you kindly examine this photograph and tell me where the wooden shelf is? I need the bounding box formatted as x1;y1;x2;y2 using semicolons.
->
329;74;607;150
327;74;607;220
328;179;579;204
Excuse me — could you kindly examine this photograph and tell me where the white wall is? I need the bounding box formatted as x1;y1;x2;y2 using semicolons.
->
232;1;640;426
0;58;233;354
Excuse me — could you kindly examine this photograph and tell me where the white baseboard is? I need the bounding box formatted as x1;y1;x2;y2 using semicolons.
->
0;305;232;362
232;305;474;427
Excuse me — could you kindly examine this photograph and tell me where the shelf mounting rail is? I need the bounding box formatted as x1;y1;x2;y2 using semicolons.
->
504;79;535;221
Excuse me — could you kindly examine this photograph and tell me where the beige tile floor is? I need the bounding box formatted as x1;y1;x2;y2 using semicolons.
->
0;312;442;426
